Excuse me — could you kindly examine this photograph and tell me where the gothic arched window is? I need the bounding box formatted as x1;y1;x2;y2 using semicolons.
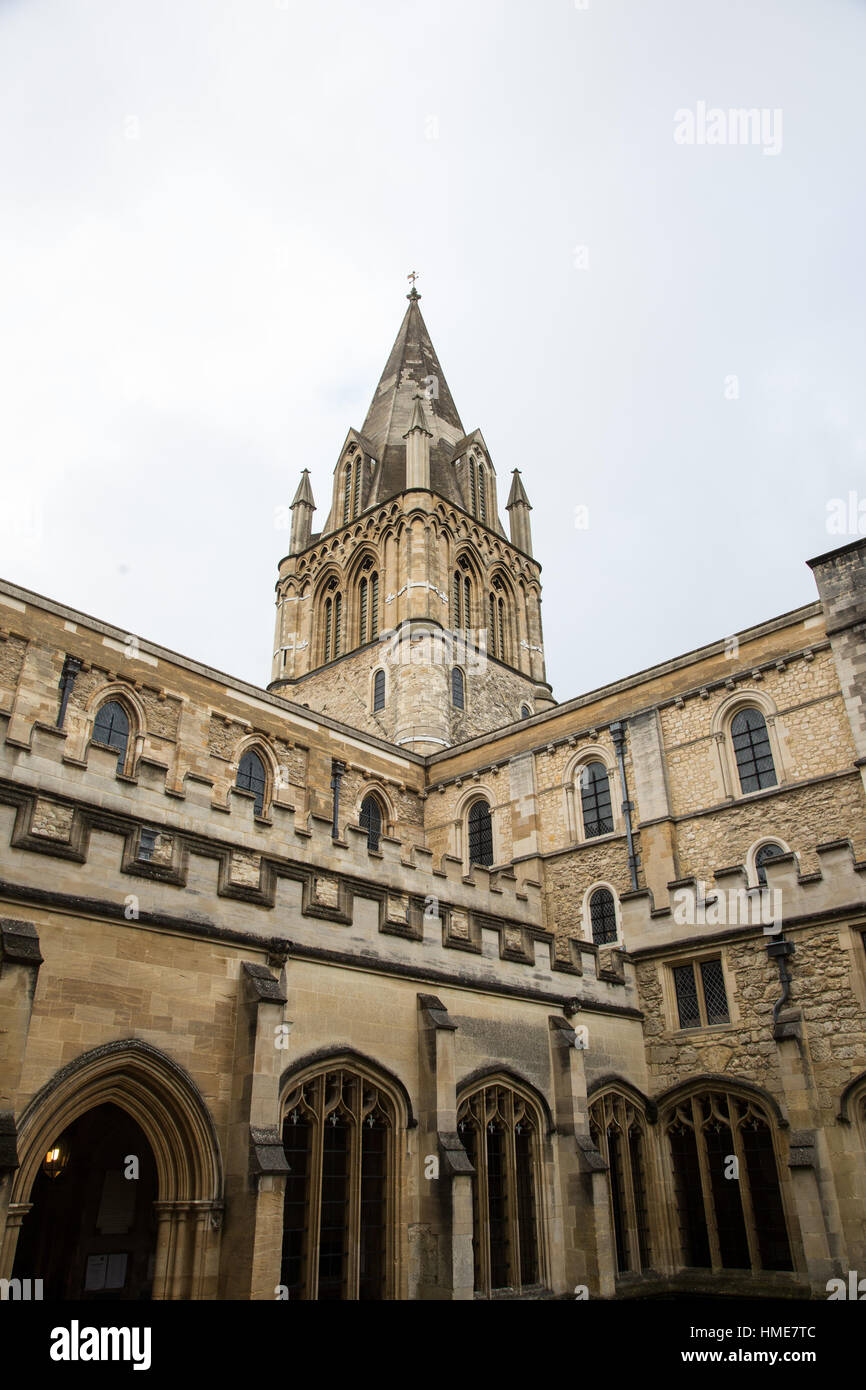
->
353;456;362;516
92;699;131;771
358;570;379;645
372;668;386;712
453;558;472;631
468;458;477;514
343;462;352;525
359;794;384;851
457;1081;544;1296
281;1067;397;1300
477;463;487;523
731;708;777;794
589;887;618;945
452;667;465;709
580;761;614;838
589;1091;652;1275
467;799;494;867
666;1091;793;1273
323;583;343;664
236;749;267;816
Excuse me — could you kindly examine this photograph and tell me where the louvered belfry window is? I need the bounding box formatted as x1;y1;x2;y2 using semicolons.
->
280;1068;396;1300
343;463;352;524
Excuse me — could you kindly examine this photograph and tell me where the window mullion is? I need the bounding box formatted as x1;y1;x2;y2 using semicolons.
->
728;1098;761;1273
308;1080;325;1300
692;1097;722;1272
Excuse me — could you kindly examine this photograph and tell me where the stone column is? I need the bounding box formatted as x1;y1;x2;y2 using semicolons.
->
0;919;44;1272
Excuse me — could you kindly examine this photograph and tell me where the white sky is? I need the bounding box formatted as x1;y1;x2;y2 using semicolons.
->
1;0;864;704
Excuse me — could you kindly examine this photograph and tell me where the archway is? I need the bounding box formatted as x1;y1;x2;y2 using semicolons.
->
12;1103;158;1300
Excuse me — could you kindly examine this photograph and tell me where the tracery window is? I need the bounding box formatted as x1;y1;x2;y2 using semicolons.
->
236;748;267;816
92;700;131;771
666;1090;793;1273
467;798;494;867
457;1082;543;1295
359;794;383;851
731;708;777;794
589;1092;652;1275
589;887;618;945
580;761;614;838
281;1068;396;1300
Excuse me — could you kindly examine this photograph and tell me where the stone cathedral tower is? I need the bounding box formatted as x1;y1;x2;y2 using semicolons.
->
268;288;555;752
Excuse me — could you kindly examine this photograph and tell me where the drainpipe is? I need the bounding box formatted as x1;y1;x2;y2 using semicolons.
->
767;936;795;1026
330;760;346;840
56;655;82;729
610;721;639;891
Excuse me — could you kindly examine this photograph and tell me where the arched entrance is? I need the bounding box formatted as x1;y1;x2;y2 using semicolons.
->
12;1103;158;1300
1;1040;224;1299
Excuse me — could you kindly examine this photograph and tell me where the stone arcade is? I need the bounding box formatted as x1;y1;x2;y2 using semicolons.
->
1;290;865;1299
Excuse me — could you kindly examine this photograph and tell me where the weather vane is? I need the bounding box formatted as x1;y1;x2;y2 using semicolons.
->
407;269;420;300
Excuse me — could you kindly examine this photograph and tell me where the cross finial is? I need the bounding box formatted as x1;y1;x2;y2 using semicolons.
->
407;269;421;301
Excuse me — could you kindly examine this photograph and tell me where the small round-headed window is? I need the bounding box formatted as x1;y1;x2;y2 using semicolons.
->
755;842;785;886
520;703;531;720
589;888;618;945
92;700;130;771
360;794;384;852
236;749;267;816
467;799;494;868
373;668;386;713
452;667;465;709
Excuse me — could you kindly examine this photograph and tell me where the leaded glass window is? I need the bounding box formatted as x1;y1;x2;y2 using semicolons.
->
589;888;618;945
457;1083;543;1295
580;761;613;838
280;1068;396;1300
755;842;784;885
92;700;130;770
359;794;383;851
467;799;493;867
236;749;267;815
731;708;777;794
672;958;730;1029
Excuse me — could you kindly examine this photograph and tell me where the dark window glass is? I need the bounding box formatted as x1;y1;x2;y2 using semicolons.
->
669;1125;711;1267
467;800;493;867
359;1117;387;1300
373;669;385;712
343;464;352;524
580;761;613;838
755;842;784;885
607;1126;629;1273
740;1121;793;1271
360;795;383;852
520;704;531;720
237;749;267;815
703;1112;750;1268
370;573;379;640
731;708;777;794
700;959;730;1024
514;1124;538;1285
317;1115;349;1300
673;964;701;1029
452;667;465;709
92;700;130;770
589;888;618;945
281;1112;311;1298
628;1124;651;1270
137;829;157;862
485;1122;508;1289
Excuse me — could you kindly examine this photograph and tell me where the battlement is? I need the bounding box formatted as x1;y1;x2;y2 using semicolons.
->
0;713;636;1010
621;839;866;952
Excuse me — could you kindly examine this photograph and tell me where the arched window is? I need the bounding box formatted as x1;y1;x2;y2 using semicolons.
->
236;749;267;815
755;842;785;886
323;584;343;663
452;667;465;709
372;668;386;713
477;463;487;523
468;458;477;514
666;1090;793;1273
520;704;531;720
353;456;362;516
358;569;379;645
343;462;352;525
589;1091;652;1275
457;1081;544;1296
731;708;777;794
453;560;472;631
589;888;618;945
92;700;130;771
488;577;509;661
281;1066;396;1300
580;761;614;838
467;799;494;867
359;794;383;851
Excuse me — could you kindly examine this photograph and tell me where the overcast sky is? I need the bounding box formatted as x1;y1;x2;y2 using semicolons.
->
2;0;864;705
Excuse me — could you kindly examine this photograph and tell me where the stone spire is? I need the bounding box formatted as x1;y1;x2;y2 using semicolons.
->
289;469;315;554
506;469;533;556
360;291;465;506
